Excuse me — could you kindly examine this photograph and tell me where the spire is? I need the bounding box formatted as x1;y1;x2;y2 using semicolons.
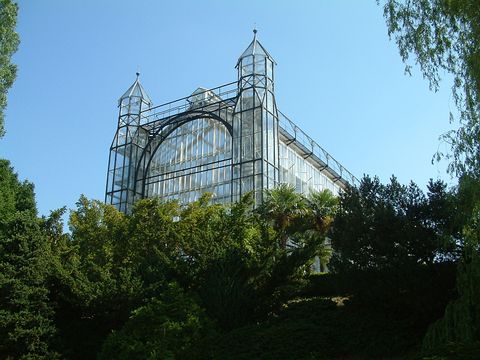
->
236;29;276;67
118;73;152;107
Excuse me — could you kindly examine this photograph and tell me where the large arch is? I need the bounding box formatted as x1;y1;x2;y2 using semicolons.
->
134;110;234;202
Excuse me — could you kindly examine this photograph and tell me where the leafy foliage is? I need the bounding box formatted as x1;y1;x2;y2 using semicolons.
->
422;342;480;360
423;204;480;354
99;282;212;360
199;296;424;359
44;188;337;356
381;3;480;356
330;175;459;272
381;0;480;176
0;160;59;358
0;0;19;137
53;196;143;358
328;175;460;338
1;161;467;359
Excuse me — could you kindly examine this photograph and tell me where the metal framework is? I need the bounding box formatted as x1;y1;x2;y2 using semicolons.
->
105;31;358;213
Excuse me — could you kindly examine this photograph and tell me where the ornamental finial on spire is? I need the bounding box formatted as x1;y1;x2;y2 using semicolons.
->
236;28;276;67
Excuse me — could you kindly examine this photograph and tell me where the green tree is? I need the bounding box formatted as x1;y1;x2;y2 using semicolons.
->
330;176;459;272
422;177;480;355
381;0;480;176
0;0;20;138
127;190;335;331
55;196;143;359
0;160;59;358
259;183;308;249
123;198;181;301
99;282;211;360
381;5;480;354
328;176;459;339
250;187;338;321
50;189;338;354
307;189;338;234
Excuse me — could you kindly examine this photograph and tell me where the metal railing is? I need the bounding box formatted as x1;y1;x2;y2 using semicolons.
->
141;82;238;125
278;111;358;187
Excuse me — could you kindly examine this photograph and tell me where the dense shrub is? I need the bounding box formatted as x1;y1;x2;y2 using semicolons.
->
199;296;423;359
422;207;480;355
422;342;480;360
330;176;460;273
99;283;212;360
300;273;346;298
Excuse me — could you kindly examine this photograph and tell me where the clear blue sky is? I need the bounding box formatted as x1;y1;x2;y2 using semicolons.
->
2;0;455;217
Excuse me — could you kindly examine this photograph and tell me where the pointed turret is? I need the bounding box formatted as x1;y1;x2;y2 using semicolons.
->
232;29;280;206
118;72;152;107
106;72;152;214
236;28;276;68
236;29;276;94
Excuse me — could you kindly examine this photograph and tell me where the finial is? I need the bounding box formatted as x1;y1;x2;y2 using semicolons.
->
136;72;140;79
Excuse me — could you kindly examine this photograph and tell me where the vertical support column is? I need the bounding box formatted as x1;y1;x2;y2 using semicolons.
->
232;32;279;206
105;75;151;213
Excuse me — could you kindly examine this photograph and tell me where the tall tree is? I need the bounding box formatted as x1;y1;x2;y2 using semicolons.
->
381;3;480;353
381;0;480;176
59;196;142;359
0;160;58;358
0;0;19;137
330;175;459;272
422;175;480;354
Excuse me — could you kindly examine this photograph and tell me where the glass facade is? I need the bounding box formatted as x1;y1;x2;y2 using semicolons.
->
106;32;357;213
279;141;341;196
145;117;232;204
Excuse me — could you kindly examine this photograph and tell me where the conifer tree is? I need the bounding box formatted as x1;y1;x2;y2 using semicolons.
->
0;160;58;358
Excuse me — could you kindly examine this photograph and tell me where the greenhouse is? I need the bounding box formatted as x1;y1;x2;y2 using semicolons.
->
105;30;357;213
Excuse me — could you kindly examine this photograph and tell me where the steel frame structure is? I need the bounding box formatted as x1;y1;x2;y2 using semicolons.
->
106;31;357;213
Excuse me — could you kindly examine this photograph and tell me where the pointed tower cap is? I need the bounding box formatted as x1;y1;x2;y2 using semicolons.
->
236;29;276;67
118;72;153;106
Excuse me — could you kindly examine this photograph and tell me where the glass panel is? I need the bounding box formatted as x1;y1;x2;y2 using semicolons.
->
241;88;254;110
267;91;274;112
243;161;253;176
242;176;253;192
267;59;273;78
242;136;253;160
254;110;262;132
254;132;262;158
242;110;253;136
242;64;254;77
243;55;253;65
254;58;266;75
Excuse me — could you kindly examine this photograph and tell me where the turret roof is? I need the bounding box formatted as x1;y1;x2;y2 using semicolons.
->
118;73;152;106
236;29;276;67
